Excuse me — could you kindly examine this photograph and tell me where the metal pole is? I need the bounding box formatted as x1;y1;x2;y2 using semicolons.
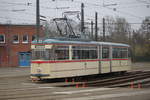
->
36;0;40;42
6;24;11;67
95;12;98;41
81;3;84;35
91;21;93;39
103;18;105;41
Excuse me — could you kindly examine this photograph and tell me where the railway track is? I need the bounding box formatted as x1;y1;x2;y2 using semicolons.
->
59;71;150;88
0;71;150;100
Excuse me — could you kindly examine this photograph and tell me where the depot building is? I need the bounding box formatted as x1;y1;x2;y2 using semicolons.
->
0;24;43;67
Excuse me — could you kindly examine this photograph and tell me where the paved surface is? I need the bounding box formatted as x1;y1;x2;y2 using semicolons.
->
132;62;150;71
0;62;150;100
0;67;29;78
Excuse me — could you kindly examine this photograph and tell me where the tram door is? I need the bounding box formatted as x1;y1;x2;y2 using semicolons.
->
98;45;102;73
19;52;31;67
100;46;112;73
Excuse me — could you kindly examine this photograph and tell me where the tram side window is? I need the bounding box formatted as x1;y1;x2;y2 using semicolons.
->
32;49;50;60
112;47;128;58
120;48;128;58
102;47;109;59
112;48;120;58
89;50;97;59
55;46;69;60
72;46;97;59
32;45;56;60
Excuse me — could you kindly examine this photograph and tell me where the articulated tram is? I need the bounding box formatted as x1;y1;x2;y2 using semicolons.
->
31;39;131;80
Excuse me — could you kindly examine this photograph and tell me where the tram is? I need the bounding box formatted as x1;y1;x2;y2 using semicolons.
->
30;38;131;80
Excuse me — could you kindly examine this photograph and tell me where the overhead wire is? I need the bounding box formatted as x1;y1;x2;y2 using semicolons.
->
0;1;70;10
70;0;146;20
136;0;150;4
105;6;144;20
0;0;70;22
81;0;146;20
0;0;149;25
0;8;54;22
116;4;149;8
0;16;35;22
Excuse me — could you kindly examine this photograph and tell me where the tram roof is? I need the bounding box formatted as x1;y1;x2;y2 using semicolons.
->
33;39;129;47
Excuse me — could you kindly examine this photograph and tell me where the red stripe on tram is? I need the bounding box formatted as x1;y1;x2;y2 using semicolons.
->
31;59;129;64
112;59;129;60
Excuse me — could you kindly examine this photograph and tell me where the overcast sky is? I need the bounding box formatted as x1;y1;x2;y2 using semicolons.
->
0;0;150;29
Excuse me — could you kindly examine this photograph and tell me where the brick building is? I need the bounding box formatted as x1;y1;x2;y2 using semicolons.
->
0;24;43;67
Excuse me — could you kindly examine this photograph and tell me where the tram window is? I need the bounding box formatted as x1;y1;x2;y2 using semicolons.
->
121;48;128;58
32;45;69;60
112;47;128;58
32;49;56;60
32;45;55;60
55;46;69;60
32;50;47;60
89;50;97;59
72;46;97;59
45;50;50;60
102;47;109;59
112;48;120;58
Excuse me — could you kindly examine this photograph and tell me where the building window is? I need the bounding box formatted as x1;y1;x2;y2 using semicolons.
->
22;35;28;43
0;34;5;43
13;35;19;43
32;35;36;42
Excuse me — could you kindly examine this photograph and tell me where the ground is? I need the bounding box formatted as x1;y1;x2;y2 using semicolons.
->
0;62;150;100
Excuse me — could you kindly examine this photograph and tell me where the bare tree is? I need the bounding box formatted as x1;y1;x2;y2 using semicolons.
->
131;16;150;61
104;16;131;43
139;16;150;40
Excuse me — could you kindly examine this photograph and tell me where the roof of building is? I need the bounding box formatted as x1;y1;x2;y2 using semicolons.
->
0;23;35;26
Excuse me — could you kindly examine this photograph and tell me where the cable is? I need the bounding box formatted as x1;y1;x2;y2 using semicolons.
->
105;6;144;20
0;1;70;10
0;8;54;21
72;0;146;20
82;2;145;20
0;16;35;22
84;21;145;24
116;4;149;9
136;0;150;4
0;8;35;15
0;0;148;24
0;1;29;6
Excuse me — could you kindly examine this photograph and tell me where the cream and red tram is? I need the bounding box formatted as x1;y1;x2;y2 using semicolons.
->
31;39;131;80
